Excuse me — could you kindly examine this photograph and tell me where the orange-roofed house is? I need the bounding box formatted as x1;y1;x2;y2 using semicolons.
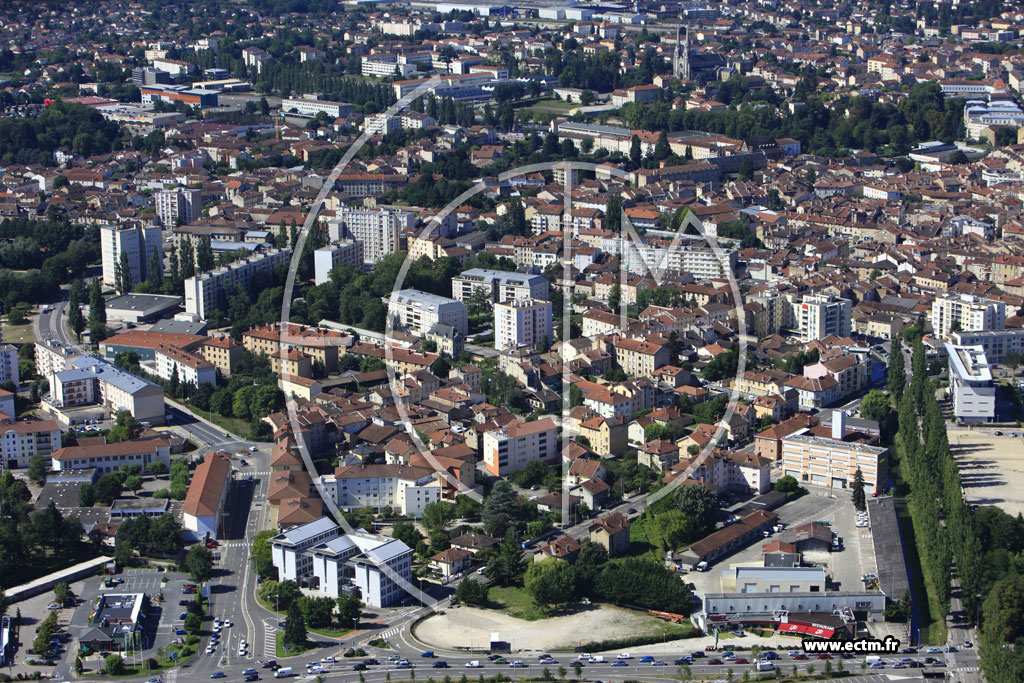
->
482;417;557;476
183;451;232;540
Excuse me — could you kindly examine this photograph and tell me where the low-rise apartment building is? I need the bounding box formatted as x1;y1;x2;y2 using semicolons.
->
388;289;468;337
320;463;441;517
482;417;558;476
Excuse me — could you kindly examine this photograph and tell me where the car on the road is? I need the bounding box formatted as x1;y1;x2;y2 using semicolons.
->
395;661;411;669
224;620;232;628
352;663;367;671
733;658;748;664
707;659;723;665
210;673;226;679
243;669;257;676
47;603;61;610
690;652;705;659
261;660;278;669
650;660;667;666
244;676;259;682
816;654;831;660
420;651;434;658
238;647;246;656
175;629;186;636
212;626;221;633
901;647;917;654
610;661;627;667
577;654;592;661
509;661;526;668
791;654;808;660
926;647;942;654
869;661;885;669
465;662;482;668
321;656;336;663
638;655;655;663
205;646;215;655
493;657;507;664
364;659;379;666
539;658;557;664
389;654;402;661
945;646;958;653
249;446;258;452
892;662;906;669
432;661;449;669
964;639;973;648
179;611;188;618
616;653;632;659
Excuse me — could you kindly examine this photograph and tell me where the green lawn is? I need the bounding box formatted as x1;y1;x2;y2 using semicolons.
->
178;402;252;439
519;98;577;112
5;319;37;345
307;626;353;639
488;585;552;621
276;632;316;658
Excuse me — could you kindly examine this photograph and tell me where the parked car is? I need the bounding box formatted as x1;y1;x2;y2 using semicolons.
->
210;673;226;679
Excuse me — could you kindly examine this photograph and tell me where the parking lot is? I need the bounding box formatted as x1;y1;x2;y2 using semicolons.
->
687;489;875;600
949;429;1024;516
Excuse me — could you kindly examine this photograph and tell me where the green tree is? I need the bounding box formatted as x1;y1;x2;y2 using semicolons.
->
851;467;866;511
283;600;307;648
186;545;214;583
336;593;362;628
486;534;527;587
888;335;905;401
88;277;106;326
482;480;519;536
53;582;71;607
184;612;203;634
629;135;642;168
68;280;86;342
27;455;48;483
774;475;800;495
93;473;123;504
105;654;125;675
608;284;621;313
525;558;575;606
124;475;143;493
454;578;489;606
422;501;455;534
250;529;277;580
675;483;718;537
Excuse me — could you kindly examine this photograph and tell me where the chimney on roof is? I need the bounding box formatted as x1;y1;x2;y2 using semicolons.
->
832;409;845;440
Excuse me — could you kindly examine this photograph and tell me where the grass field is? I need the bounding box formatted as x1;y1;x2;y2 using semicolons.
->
5;319;37;345
519;98;577;113
488;585;552;621
276;631;316;658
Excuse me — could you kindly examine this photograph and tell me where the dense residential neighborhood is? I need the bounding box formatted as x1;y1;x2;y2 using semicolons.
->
2;0;1024;681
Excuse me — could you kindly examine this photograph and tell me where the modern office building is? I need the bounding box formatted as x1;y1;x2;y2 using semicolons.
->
482;417;558;476
271;518;414;607
932;294;1006;339
388;289;468;336
100;225;164;288
946;342;996;423
795;294;852;341
327;207;413;264
308;529;414;607
313;241;364;285
319;463;441;517
452;269;549;303
495;298;552;351
184;248;291;319
155;188;201;227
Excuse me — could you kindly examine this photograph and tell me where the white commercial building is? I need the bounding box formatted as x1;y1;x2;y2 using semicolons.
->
617;237;737;281
452;269;549;303
320;463;441;517
951;328;1024;363
388;289;468;336
482;417;558;476
184;248;291;319
313;241;364;285
155;188;201;227
271;518;413;607
795;294;852;341
51;437;171;474
495;298;553;351
362;56;418;78
327;207;412;265
947;343;996;423
280;98;354;119
309;530;413;607
100;224;163;288
271;517;342;584
932;294;1006;340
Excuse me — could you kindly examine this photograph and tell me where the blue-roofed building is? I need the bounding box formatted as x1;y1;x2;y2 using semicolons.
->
271;518;413;607
271;517;341;583
309;529;413;607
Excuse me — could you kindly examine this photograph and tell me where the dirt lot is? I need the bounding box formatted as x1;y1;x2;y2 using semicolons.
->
415;604;680;651
949;429;1024;516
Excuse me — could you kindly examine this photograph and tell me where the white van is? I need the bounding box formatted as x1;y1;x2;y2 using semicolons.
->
696;561;709;572
756;661;775;671
274;668;293;678
465;661;481;668
591;656;605;663
865;655;882;666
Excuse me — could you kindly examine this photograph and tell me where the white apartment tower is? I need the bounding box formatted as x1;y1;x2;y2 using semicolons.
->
495;298;553;351
155;188;201;227
327;207;413;265
932;294;1006;340
100;225;164;288
796;294;852;341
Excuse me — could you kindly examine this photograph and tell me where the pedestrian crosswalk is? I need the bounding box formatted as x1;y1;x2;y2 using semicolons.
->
219;541;251;548
376;626;402;641
264;622;279;658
